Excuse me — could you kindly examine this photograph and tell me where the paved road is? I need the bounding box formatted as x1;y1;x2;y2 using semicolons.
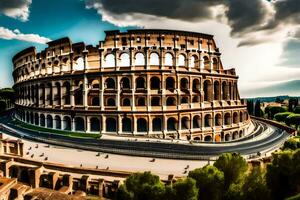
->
0;114;291;160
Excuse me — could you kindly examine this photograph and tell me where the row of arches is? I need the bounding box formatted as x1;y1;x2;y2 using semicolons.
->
16;110;249;135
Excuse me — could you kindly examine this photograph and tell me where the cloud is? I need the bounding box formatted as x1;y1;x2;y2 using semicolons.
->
0;0;32;21
0;27;51;44
85;0;300;46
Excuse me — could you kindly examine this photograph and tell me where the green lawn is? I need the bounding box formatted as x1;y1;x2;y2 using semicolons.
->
11;118;101;139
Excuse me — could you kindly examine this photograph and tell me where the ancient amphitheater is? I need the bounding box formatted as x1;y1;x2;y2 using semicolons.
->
12;29;250;142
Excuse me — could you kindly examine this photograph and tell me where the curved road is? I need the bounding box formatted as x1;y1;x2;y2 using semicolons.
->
0;114;291;160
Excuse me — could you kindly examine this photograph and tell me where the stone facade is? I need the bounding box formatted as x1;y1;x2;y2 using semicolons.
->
12;29;250;142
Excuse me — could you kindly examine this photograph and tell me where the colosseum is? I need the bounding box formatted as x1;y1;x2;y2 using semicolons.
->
12;29;250;142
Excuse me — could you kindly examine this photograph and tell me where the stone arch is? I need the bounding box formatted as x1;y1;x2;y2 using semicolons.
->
91;79;100;89
192;96;200;103
73;57;84;71
40;114;45;127
122;117;132;132
137;97;146;106
180;78;189;90
167;117;177;131
106;98;116;106
193;115;201;129
54;115;61;129
63;116;71;131
233;112;239;124
166;77;175;90
189;55;198;68
150;76;160;90
34;113;39;125
30;112;34;124
225;134;230;141
204;114;212;127
224;113;231;125
63;82;71;105
90;117;100;132
55;82;61;105
137;118;147;132
164;52;173;66
91;97;100;106
244;112;248;121
203;56;210;70
222;81;228;100
152;117;162;132
232;131;239;140
181;96;188;104
151;97;160;106
214;80;221;100
204;135;212;142
105;78;115;89
181;116;190;130
240;111;244;122
135;52;145;65
120;53;130;67
74;81;83;105
106;117;116;132
204;80;213;101
215;113;222;126
75;117;85;132
194;136;201;141
122;98;131;106
104;53;115;67
46;115;53;128
121;77;131;89
178;54;186;66
192;79;200;92
213;57;219;70
150;52;159;65
166;97;176;106
239;130;243;138
136;77;146;89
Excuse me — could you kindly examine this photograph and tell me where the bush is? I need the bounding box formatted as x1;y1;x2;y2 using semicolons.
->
285;114;300;130
294;106;300;114
266;106;288;119
283;138;300;150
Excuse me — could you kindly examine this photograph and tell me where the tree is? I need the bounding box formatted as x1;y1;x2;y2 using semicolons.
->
242;167;271;200
188;165;224;200
115;172;165;200
294;106;300;114
283;138;300;150
247;100;254;115
274;112;293;122
254;100;262;117
289;98;299;112
265;106;287;119
213;153;248;189
285;114;300;130
166;178;198;200
266;150;300;200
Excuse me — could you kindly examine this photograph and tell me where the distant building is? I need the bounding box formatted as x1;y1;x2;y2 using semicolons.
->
12;29;250;142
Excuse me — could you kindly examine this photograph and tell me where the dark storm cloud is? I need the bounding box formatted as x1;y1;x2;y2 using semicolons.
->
0;0;31;21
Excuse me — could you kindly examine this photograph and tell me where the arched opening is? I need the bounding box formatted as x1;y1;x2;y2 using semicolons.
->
150;52;159;65
55;82;61;105
74;82;83;105
180;78;189;91
204;114;212;127
166;97;176;106
135;53;145;65
46;83;53;105
151;97;160;106
225;134;230;141
92;97;100;106
152;117;162;131
213;58;219;70
121;77;130;89
214;81;220;100
20;169;30;184
166;77;175;90
54;115;61;129
192;79;200;92
120;53;130;67
204;135;212;142
91;80;100;89
34;113;39;125
122;98;131;106
239;130;243;138
150;76;160;90
224;113;231;125
107;98;116;106
203;56;210;70
167;117;177;131
74;57;84;71
232;131;238;140
63;116;71;131
240;111;244;122
137;118;147;132
215;114;222;126
192;96;200;103
122;117;132;132
40;114;45;127
233;112;239;124
189;55;197;68
106;118;116;132
178;54;185;66
181;97;188;104
181;117;189;130
222;81;227;100
75;117;85;132
194;137;201;141
30;112;34;124
63;82;71;105
193;115;201;129
105;78;115;89
90;117;100;132
204;80;212;101
164;53;173;66
46;115;53;128
137;97;146;106
104;53;115;67
136;77;145;89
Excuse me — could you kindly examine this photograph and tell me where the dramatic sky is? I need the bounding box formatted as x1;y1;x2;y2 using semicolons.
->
0;0;299;97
